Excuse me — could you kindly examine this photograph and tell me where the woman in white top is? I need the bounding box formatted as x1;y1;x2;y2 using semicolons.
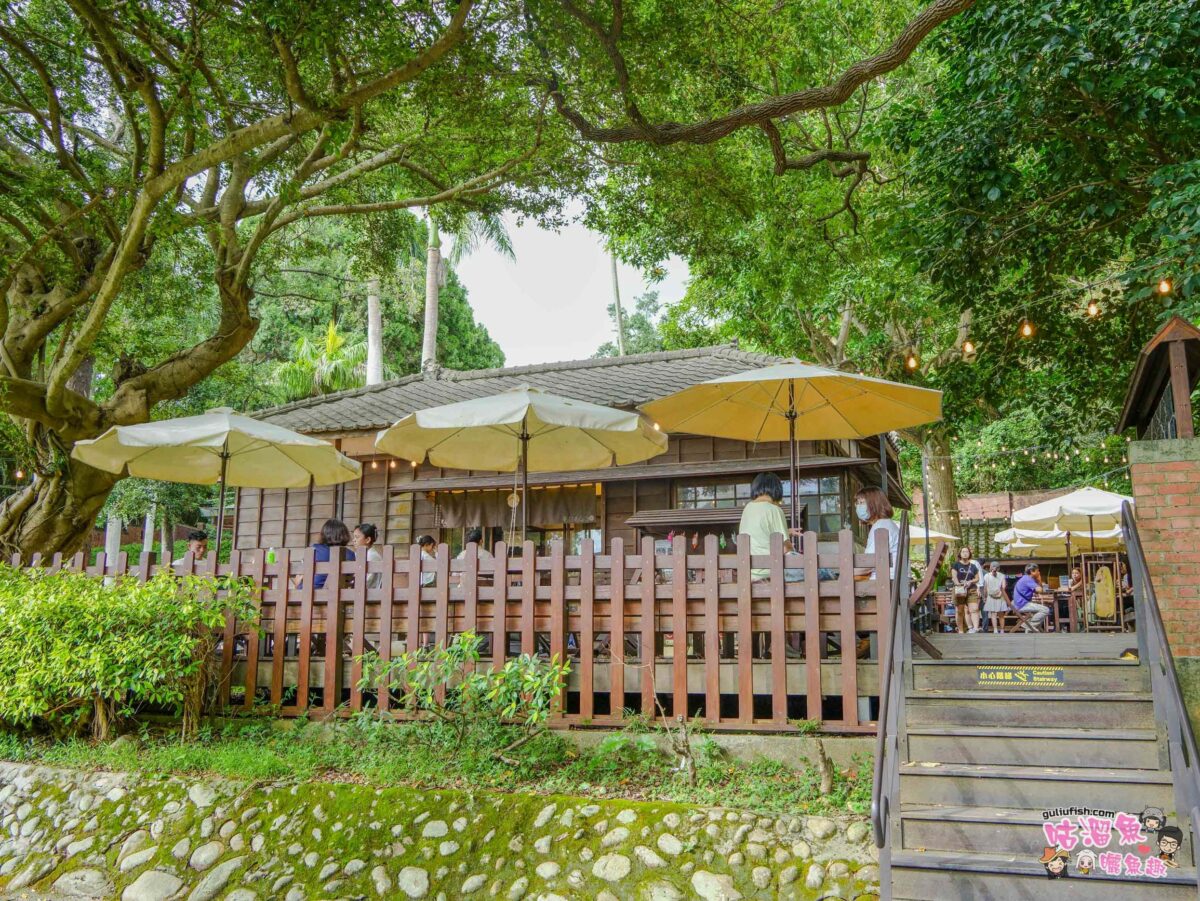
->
980;561;1010;633
353;523;383;590
854;486;899;579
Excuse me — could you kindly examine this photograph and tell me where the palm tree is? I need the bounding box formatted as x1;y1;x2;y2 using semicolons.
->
275;321;370;401
421;211;514;370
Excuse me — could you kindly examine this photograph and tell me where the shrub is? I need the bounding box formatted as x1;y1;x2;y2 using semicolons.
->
0;565;255;741
358;631;570;761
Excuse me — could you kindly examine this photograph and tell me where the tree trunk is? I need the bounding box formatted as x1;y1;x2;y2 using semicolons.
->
610;253;626;356
916;428;961;540
366;276;383;385
421;217;441;371
0;465;119;560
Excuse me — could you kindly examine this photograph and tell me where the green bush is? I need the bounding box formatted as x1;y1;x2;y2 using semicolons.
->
0;565;255;741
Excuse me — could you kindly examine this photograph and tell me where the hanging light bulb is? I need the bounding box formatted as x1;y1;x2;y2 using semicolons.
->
371;460;378;470
1019;319;1035;338
905;350;919;370
1158;278;1173;295
410;460;417;468
390;460;397;469
13;468;24;481
962;338;976;355
1086;300;1100;317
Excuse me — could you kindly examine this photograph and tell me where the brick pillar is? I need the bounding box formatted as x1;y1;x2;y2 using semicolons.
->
1129;438;1200;720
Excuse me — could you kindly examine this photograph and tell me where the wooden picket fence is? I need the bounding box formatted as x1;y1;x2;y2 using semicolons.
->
13;530;894;734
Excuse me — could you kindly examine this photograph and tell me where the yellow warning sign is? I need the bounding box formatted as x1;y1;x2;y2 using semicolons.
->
976;665;1065;686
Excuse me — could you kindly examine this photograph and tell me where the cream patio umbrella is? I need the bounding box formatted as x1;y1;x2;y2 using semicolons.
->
1009;486;1132;553
640;361;943;529
375;387;668;539
72;407;361;559
995;525;1125;558
909;524;959;546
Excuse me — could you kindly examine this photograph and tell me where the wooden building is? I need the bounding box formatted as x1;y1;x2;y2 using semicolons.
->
235;346;908;556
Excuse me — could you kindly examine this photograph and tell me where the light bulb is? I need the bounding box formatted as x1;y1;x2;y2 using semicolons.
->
1086;300;1099;317
1020;319;1034;338
390;460;397;469
13;469;24;481
410;460;417;468
371;460;378;470
652;422;660;431
905;351;919;370
1158;278;1172;295
962;339;976;355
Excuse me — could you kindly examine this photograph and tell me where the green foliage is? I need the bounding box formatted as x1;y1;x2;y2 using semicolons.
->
0;567;255;740
595;291;667;358
274;322;371;402
358;632;571;747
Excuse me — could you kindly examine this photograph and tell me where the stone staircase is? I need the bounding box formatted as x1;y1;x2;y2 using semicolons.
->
887;633;1198;899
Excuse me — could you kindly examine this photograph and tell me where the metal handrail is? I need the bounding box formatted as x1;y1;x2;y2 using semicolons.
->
1123;501;1200;886
872;511;911;851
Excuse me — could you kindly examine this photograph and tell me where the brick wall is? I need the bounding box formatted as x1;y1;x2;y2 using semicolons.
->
1129;438;1200;658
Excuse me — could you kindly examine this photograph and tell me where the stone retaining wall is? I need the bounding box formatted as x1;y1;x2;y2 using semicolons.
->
0;762;878;900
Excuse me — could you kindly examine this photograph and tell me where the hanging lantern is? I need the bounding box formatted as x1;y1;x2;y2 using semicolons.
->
390;460;397;469
371;460;378;470
1019;319;1035;338
1158;278;1173;295
962;338;976;356
1086;300;1099;317
905;350;919;370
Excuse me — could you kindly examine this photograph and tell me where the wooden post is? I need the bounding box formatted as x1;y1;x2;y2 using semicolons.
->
703;535;720;724
550;539;566;717
735;534;753;724
407;544;424;660
769;531;787;724
378;545;395;713
323;550;344;715
671;535;688;720
271;549;291;707
1169;340;1195;438
348;551;368;712
243;550;265;711
492;540;508;668
640;535;657;717
579;538;595;721
296;548;316;713
837;530;858;728
610;538;626;719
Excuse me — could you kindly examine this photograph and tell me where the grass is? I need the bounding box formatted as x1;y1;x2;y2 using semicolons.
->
0;717;871;817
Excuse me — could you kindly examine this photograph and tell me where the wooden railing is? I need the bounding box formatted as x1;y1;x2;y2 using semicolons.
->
12;528;894;734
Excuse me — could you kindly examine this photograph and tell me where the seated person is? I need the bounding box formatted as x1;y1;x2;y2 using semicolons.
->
418;534;437;587
172;530;209;565
353;522;383;590
737;472;802;581
453;527;494;585
1012;563;1050;632
854;486;899;581
293;519;355;590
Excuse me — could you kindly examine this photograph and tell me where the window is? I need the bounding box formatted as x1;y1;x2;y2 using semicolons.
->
676;474;845;535
676;479;752;509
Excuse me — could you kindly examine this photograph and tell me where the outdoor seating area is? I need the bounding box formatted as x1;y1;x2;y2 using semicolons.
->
11;530;897;734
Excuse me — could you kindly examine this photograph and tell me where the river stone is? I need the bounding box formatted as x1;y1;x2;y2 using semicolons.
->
439;840;460;856
791;840;811;859
398;865;430;898
226;891;257;901
52;868;113;898
423;819;449;838
119;829;150;862
600;826;629;848
806;864;826;890
752;866;772;889
188;855;245;901
188;784;217;808
284;888;305;901
190;840;224;870
303;851;319;868
845;821;869;843
120;846;159;872
534;835;553;854
371;864;392;894
533;804;557;828
779;865;799;885
656;833;683;856
319;862;339;881
639;881;683;901
462;874;486;893
535;861;560;879
508;875;529;899
691;871;743;901
828;861;850;878
345;858;366;875
634;845;666;869
65;835;95;857
579;805;600;817
591;853;631;882
806;817;837;840
172;838;191;860
122;869;184;901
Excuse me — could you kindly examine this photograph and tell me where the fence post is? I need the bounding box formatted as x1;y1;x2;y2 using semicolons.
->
491;541;508;669
579;538;595;721
640;535;657;718
769;531;787;724
323;549;344;716
270;549;290;708
243;549;265;712
377;544;395;714
348;549;368;712
837;529;859;728
803;531;822;725
520;540;535;656
671;535;688;720
703;534;720;725
736;534;753;724
610;538;625;720
550;539;566;718
296;547;316;713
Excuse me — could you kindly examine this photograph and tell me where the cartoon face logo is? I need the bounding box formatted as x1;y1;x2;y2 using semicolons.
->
1040;846;1070;878
1158;826;1183;867
1140;807;1166;833
1075;850;1095;875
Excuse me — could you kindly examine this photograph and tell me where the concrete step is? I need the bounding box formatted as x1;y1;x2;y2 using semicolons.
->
899;761;1175;811
900;803;1190;857
905;725;1161;769
905;689;1154;729
913;658;1149;693
921;632;1137;660
892;849;1197;899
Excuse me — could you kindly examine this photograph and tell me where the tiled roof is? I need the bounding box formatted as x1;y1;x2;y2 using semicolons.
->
256;345;784;435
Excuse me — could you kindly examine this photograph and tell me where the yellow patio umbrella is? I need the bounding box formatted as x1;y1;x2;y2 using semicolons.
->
72;407;361;559
641;361;942;529
375;386;668;538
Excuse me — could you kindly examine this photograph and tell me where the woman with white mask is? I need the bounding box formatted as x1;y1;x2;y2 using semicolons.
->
853;486;899;579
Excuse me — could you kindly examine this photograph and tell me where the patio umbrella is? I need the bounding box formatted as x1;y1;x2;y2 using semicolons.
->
640;361;942;529
1010;486;1132;552
375;386;668;538
995;525;1124;557
909;524;959;545
72;407;361;559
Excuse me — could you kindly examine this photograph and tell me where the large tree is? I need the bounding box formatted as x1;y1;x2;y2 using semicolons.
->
0;0;566;555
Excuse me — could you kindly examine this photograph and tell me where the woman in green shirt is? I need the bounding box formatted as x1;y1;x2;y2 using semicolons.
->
738;473;799;580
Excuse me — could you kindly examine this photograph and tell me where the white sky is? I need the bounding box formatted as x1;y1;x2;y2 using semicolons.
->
453;215;690;367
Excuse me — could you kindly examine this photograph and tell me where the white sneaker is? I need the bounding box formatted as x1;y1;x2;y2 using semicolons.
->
1021;623;1035;633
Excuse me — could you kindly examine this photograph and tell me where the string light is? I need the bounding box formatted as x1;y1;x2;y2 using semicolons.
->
390;460;397;469
1158;278;1173;295
410;460;417;468
1086;300;1100;317
13;468;24;481
905;350;919;370
371;460;378;470
1019;319;1035;338
962;338;976;355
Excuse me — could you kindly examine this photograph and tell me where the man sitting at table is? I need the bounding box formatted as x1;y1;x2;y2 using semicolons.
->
1013;563;1050;632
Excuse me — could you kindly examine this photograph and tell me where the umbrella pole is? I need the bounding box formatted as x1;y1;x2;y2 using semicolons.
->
520;424;530;544
214;450;230;564
786;383;799;533
879;433;888;493
921;454;931;568
1089;514;1095;553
